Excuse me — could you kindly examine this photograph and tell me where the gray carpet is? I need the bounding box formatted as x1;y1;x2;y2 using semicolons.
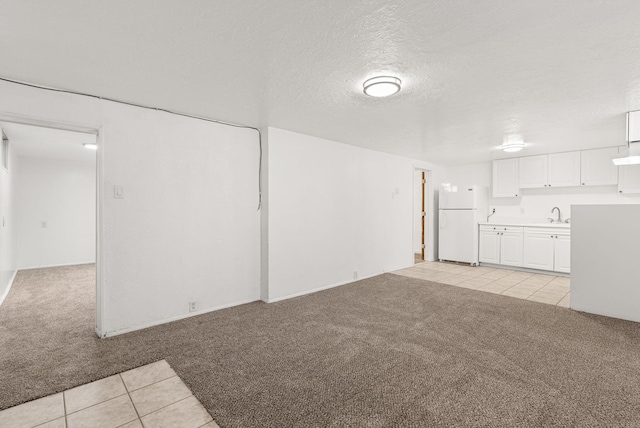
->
2;265;640;427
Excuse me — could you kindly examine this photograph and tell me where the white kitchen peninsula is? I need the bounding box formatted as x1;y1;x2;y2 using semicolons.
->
479;222;571;273
571;205;640;323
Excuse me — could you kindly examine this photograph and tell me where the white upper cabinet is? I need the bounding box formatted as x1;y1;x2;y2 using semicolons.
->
519;155;548;188
580;147;618;186
518;152;580;188
548;152;581;187
618;163;640;194
492;158;519;198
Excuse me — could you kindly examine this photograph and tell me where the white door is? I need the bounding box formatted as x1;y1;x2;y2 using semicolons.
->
492;159;519;198
548;152;581;187
523;231;555;270
439;209;476;263
519;155;548;188
479;230;500;264
554;234;571;273
580;147;618;186
501;231;524;267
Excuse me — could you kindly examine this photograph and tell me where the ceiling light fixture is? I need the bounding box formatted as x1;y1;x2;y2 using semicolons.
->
501;141;525;152
363;76;401;97
83;143;98;150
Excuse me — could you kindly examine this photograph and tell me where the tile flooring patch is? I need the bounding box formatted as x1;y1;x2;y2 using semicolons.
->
394;261;571;308
0;360;218;428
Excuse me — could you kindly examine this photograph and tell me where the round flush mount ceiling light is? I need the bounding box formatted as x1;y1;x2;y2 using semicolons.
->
363;76;402;97
83;143;98;150
501;141;525;152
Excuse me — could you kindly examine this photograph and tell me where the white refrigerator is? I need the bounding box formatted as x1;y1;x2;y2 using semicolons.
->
438;185;487;266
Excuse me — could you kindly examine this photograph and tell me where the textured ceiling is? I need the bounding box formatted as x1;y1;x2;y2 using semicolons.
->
1;0;640;165
1;122;96;163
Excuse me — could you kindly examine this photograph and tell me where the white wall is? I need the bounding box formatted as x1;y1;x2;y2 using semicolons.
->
263;127;441;302
445;161;640;223
16;157;95;269
0;80;261;336
0;135;18;301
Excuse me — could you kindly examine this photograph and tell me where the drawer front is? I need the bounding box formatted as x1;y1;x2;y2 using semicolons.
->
524;227;570;236
480;225;522;234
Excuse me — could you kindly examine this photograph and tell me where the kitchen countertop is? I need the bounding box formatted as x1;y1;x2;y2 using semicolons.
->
478;221;570;228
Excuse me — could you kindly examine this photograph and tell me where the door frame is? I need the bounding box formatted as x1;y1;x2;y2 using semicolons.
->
413;167;434;262
0;113;105;336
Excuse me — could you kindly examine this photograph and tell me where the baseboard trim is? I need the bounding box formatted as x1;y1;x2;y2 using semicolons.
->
18;261;96;270
102;297;259;338
263;271;383;304
478;263;570;277
0;270;17;307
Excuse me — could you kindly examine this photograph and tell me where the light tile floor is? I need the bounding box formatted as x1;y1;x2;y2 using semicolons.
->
394;261;570;307
0;360;219;428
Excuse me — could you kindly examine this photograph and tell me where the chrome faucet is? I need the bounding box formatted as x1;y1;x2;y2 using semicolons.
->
551;207;561;223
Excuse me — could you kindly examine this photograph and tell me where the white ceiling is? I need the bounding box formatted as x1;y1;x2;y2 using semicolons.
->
1;0;640;165
1;122;97;163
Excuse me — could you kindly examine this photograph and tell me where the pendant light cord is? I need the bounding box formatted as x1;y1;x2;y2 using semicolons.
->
0;76;263;210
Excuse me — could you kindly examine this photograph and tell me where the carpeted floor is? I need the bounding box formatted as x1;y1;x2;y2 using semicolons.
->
2;265;640;427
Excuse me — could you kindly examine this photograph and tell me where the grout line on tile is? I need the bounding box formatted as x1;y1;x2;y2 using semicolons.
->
121;373;143;424
139;394;195;420
64;390;129;416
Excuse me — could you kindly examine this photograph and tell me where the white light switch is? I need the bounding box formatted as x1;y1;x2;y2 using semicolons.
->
114;185;124;199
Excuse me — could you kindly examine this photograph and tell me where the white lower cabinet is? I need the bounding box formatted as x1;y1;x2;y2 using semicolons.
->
479;226;523;267
523;228;570;273
554;234;571;273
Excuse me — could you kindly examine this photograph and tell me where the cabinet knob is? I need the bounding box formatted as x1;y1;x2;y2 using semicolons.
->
515;194;518;197
620;190;623;193
582;183;585;185
548;184;551;187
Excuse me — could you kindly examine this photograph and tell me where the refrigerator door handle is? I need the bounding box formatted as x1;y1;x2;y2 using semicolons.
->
439;211;446;229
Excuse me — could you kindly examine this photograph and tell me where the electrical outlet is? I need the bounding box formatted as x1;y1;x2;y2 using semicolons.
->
41;221;47;228
353;271;358;280
189;301;197;312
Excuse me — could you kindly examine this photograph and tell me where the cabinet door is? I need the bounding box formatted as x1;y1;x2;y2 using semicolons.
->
618;163;640;194
492;159;519;198
580;147;618;186
519;155;548;188
548;152;581;187
500;231;523;267
479;230;500;264
523;231;555;271
554;234;571;273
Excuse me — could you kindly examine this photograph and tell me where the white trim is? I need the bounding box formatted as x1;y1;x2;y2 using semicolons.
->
0;270;17;307
17;261;95;271
263;272;383;304
101;297;259;338
95;127;105;337
477;262;570;277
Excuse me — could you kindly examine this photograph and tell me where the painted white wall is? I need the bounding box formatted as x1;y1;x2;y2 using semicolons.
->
445;161;640;223
16;157;96;269
263;127;441;302
0;135;18;301
571;205;640;323
0;80;261;336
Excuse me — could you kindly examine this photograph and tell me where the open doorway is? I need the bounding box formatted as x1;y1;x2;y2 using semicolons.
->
413;169;431;264
0;121;98;332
